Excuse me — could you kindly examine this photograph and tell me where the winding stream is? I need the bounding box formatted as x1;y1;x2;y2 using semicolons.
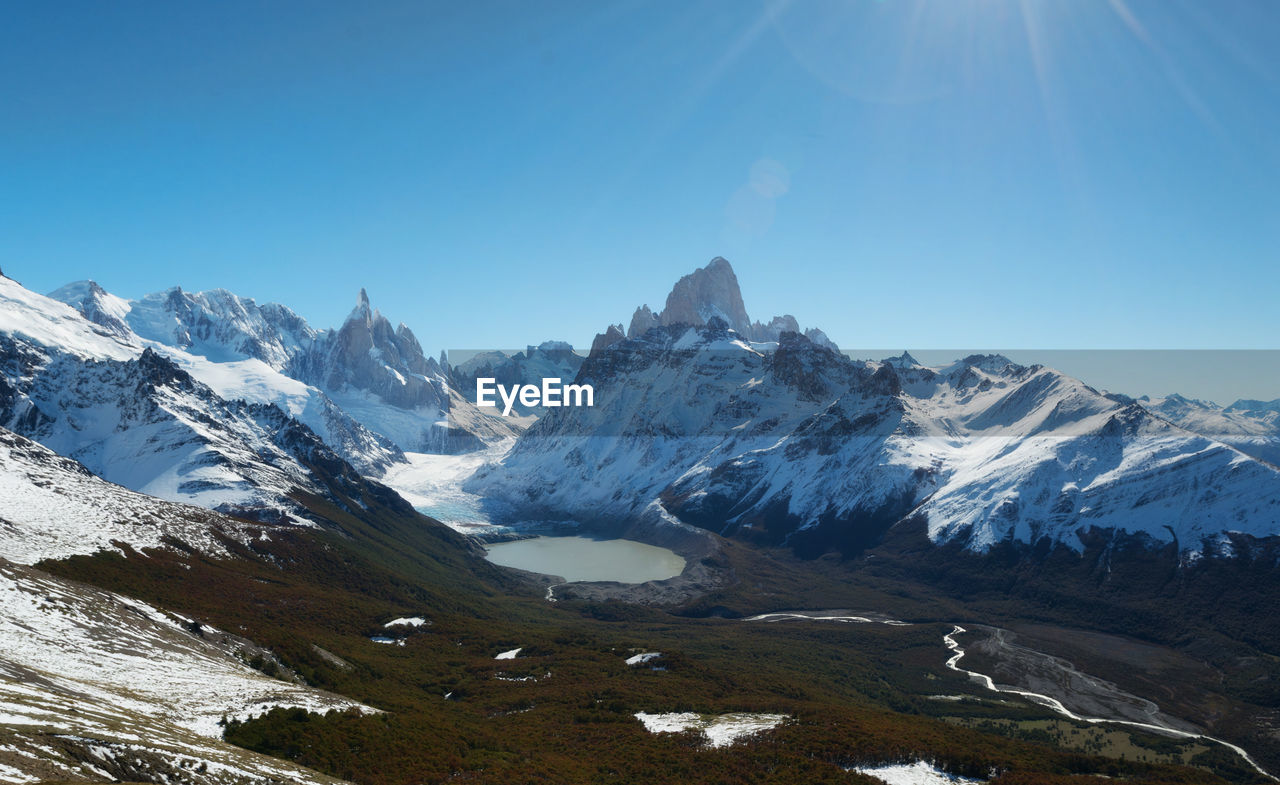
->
742;612;1276;781
943;625;1277;782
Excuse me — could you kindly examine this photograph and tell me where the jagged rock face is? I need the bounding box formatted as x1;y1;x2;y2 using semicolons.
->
590;324;625;355
287;291;520;452
469;324;922;552
52;279;320;375
1;277;413;516
623;257;836;348
471;324;1280;557
41;284;404;473
1;345;344;523
803;327;839;353
750;314;800;341
659;257;752;333
125;286;318;369
627;306;659;339
305;289;448;411
627;257;752;338
48;280;517;456
882;351;921;369
46;280;133;338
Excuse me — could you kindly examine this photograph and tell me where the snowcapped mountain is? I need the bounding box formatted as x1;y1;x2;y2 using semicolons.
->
0;557;364;784
1140;394;1280;467
8;346;355;523
0;426;291;564
50;279;517;456
469;262;1280;557
0;274;407;520
290;289;519;453
0;426;365;782
52;279;319;368
40;278;404;476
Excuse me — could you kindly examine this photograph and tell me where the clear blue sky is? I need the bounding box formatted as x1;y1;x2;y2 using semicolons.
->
2;1;1278;373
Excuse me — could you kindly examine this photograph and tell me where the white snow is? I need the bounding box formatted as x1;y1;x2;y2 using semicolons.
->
0;559;369;783
0;761;38;784
494;647;522;660
0;276;137;362
850;761;984;785
633;711;789;748
382;445;513;532
384;616;428;628
0;279;339;519
0;430;278;564
635;711;700;733
1143;394;1280;465
471;331;1280;555
0;560;371;738
625;652;662;666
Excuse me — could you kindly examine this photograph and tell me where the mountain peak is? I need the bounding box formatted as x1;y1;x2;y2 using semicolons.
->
48;279;134;338
621;256;838;346
883;351;920;369
1226;398;1280;414
348;288;374;326
660;257;751;333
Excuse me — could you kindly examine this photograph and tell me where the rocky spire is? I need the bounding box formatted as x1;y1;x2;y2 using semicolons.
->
627;305;659;338
622;257;830;344
348;288;373;327
658;256;752;334
591;323;626;356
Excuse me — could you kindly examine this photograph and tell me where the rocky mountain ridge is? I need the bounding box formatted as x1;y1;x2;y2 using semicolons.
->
469;260;1280;559
1;274;414;521
48;278;518;456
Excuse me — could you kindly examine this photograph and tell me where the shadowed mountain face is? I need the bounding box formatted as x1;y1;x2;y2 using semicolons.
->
472;263;1280;560
299;288;447;411
1;274;467;524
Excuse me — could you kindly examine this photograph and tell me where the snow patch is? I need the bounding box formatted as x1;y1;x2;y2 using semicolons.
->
0;559;370;783
633;711;789;748
384;616;428;628
850;760;984;785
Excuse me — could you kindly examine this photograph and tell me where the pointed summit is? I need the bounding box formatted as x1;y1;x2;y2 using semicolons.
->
348;288;373;327
619;256;834;345
48;279;133;338
659;256;752;334
883;351;920;369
